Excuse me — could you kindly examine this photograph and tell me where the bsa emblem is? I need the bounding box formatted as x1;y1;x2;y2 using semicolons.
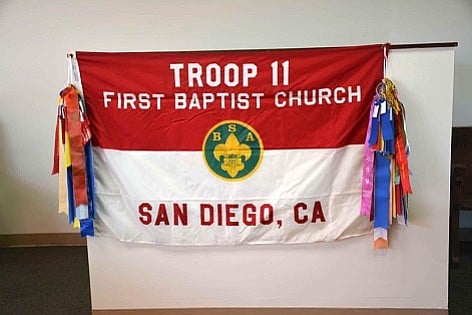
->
202;120;263;181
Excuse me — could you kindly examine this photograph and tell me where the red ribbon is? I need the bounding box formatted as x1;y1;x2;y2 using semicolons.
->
394;115;412;194
395;184;402;216
61;85;88;206
52;114;60;175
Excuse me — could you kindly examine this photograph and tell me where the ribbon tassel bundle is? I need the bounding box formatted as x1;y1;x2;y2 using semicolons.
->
52;84;95;237
360;78;412;248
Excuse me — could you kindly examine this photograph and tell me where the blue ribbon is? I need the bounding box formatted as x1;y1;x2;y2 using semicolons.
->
79;218;94;237
80;141;96;237
368;100;381;148
66;167;75;224
380;107;395;155
85;141;96;219
374;152;391;229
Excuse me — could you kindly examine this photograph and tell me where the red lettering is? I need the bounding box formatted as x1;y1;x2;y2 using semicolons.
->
138;202;153;225
225;204;239;226
242;204;257;226
294;202;308;224
200;204;214;225
154;204;170;225
200;202;277;226
173;203;188;226
311;201;326;223
217;204;223;226
260;203;274;225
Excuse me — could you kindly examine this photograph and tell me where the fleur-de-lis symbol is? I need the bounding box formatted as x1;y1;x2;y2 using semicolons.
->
214;133;252;178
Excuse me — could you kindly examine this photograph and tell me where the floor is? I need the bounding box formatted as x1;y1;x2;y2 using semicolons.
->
449;242;472;314
0;246;91;315
1;243;471;314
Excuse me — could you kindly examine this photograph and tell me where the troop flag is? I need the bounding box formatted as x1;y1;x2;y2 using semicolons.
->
52;44;410;246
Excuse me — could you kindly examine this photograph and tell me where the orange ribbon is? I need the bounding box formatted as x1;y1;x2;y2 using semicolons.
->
60;85;88;206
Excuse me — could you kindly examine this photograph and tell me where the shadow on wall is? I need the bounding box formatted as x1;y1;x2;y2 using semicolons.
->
0;123;60;234
454;64;472;127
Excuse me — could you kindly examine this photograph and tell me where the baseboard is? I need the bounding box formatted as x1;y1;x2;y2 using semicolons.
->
92;308;447;315
0;233;87;247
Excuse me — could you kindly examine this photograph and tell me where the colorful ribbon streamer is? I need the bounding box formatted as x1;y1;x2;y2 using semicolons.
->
361;78;412;248
52;84;95;236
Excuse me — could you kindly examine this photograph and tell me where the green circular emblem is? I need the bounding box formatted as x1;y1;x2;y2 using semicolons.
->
202;120;264;181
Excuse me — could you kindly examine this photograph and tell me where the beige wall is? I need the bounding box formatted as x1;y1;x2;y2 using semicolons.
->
0;0;470;234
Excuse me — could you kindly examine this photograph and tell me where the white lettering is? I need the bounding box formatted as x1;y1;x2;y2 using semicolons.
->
252;93;264;109
334;87;346;104
103;91;114;108
289;90;302;106
188;93;201;109
236;93;250;109
224;63;239;87
138;93;150;109
202;93;215;108
188;63;203;87
242;64;257;87
216;92;229;109
174;93;187;109
151;93;164;110
318;88;332;105
304;90;316;106
274;91;286;108
274;87;361;108
206;63;221;87
169;63;184;87
123;93;136;109
170;63;258;88
348;85;361;103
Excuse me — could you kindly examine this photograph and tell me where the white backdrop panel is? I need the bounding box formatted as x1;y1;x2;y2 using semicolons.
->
87;47;453;310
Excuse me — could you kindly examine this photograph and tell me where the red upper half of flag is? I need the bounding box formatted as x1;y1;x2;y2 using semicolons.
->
76;44;384;151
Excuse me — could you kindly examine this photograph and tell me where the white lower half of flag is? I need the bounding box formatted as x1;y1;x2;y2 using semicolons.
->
92;145;372;245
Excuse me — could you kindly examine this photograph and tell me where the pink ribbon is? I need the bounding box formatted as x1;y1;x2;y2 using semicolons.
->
360;99;375;217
